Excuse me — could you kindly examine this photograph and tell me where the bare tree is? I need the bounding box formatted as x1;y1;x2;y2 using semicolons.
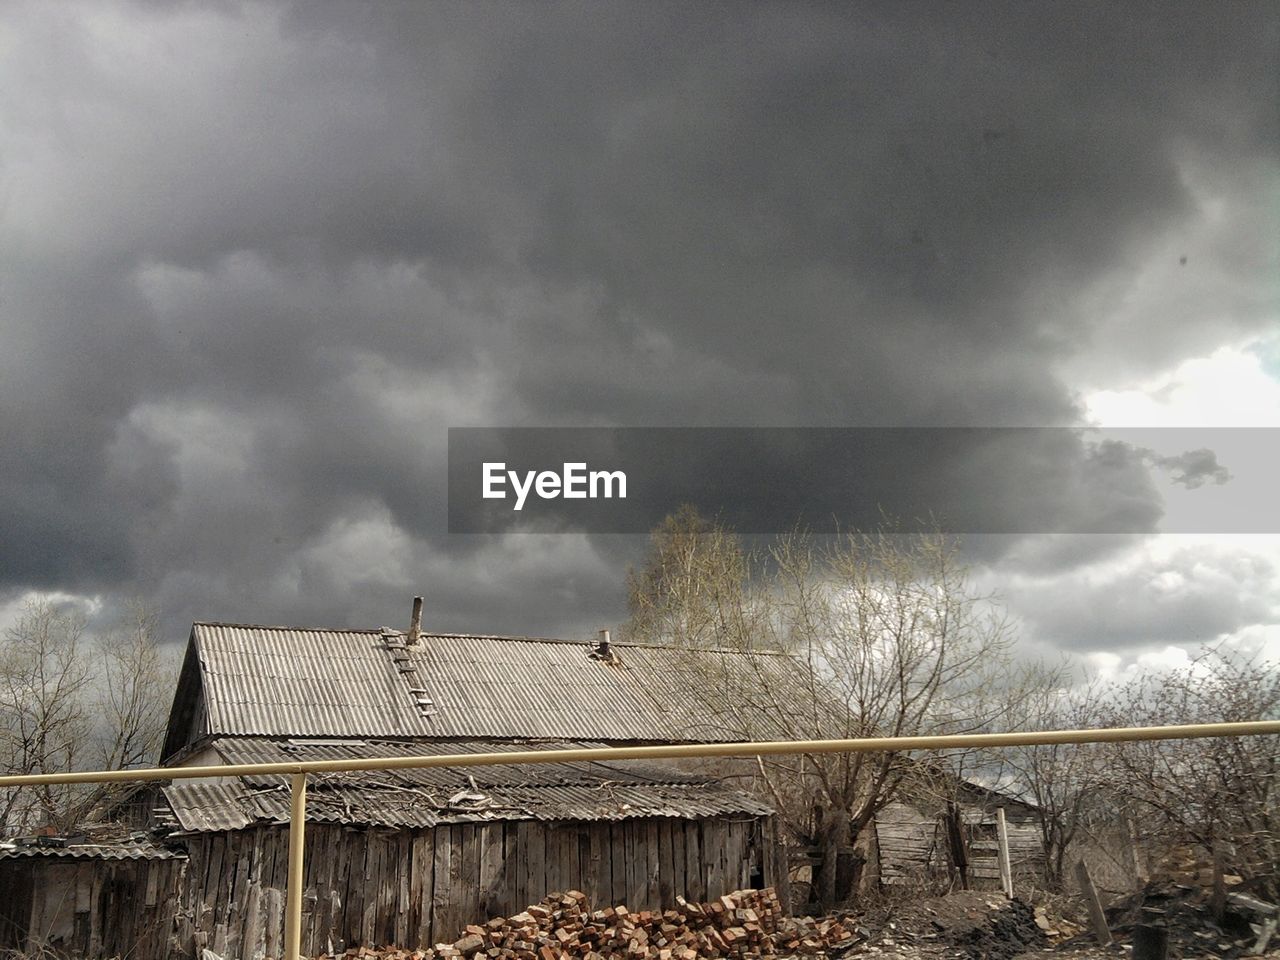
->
0;598;91;834
92;600;173;772
0;596;177;836
998;665;1109;886
625;504;753;648
625;511;1017;909
1101;648;1279;900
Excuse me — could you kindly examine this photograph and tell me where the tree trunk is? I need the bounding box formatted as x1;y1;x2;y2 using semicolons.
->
812;811;850;911
1051;831;1067;889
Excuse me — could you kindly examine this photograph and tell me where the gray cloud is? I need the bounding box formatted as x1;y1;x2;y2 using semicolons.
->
1001;543;1279;654
1151;448;1233;489
0;0;1276;646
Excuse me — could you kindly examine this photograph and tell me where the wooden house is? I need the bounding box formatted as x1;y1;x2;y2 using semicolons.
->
3;617;789;959
1;608;1048;958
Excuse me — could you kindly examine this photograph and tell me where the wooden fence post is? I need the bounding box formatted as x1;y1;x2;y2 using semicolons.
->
1211;841;1226;923
996;808;1013;899
1125;814;1147;891
1074;860;1111;946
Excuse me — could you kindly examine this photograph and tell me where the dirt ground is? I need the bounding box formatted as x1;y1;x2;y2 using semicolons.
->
826;889;1280;960
831;891;1046;959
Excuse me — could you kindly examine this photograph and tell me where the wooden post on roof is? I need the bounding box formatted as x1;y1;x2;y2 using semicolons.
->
284;772;308;960
1074;860;1111;945
408;596;424;645
996;808;1013;899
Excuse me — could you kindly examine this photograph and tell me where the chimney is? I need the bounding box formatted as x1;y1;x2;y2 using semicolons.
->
408;596;423;645
595;628;611;657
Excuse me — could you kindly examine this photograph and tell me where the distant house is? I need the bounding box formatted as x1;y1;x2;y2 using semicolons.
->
870;780;1046;889
3;616;785;959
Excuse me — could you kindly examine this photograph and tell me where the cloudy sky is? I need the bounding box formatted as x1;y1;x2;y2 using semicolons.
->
1;0;1277;675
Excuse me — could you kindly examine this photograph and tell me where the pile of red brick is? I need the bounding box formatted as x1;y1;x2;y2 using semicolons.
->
331;889;856;960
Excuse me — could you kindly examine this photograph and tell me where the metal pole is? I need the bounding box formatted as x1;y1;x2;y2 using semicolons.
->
0;719;1272;958
284;772;307;960
0;721;1277;788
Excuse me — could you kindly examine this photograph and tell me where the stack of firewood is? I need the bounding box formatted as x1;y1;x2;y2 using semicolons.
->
324;889;856;960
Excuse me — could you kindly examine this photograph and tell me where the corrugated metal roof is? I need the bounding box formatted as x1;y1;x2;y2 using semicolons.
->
0;839;186;861
160;736;771;831
189;623;809;743
160;781;259;831
214;736;710;787
195;625;427;740
164;781;768;831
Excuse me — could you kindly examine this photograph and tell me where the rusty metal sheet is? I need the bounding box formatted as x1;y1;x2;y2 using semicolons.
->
0;838;186;861
159;736;771;830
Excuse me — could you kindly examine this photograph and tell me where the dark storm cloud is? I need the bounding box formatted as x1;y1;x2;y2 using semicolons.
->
289;0;1275;421
447;428;1203;534
0;0;1275;641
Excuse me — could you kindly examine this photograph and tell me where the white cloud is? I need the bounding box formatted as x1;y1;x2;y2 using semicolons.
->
1086;338;1280;428
993;533;1280;669
1083;645;1197;683
1080;338;1280;535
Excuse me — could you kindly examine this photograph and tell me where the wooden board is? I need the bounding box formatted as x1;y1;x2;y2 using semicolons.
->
656;820;674;905
431;826;455;946
478;823;505;919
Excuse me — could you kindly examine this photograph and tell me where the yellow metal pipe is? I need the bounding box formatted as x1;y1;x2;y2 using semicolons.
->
3;720;1276;960
0;720;1277;788
283;773;307;960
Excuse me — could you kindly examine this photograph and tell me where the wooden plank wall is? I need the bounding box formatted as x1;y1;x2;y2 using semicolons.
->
0;861;36;951
165;816;769;959
0;858;186;960
872;802;1047;888
874;801;944;884
0;815;769;960
968;821;1045;883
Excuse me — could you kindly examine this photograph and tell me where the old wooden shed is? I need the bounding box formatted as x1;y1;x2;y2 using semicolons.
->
0;839;186;959
871;781;1047;889
3;620;787;959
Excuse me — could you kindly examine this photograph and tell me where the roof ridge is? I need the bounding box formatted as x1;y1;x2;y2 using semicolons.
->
194;621;385;634
428;632;796;656
193;621;795;656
